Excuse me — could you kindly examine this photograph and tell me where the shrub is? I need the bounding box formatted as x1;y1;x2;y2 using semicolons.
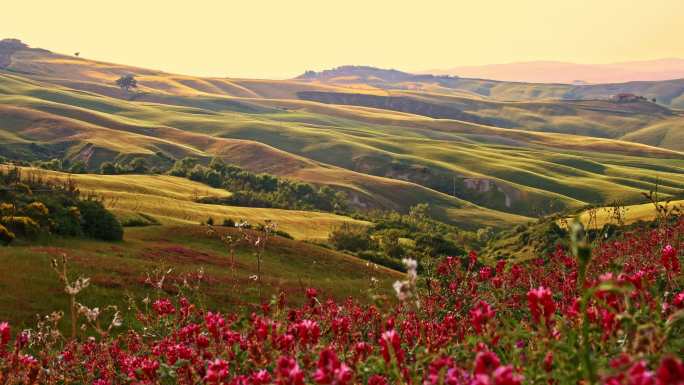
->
14;183;32;195
0;203;14;216
1;216;40;237
328;223;374;252
77;200;123;241
23;201;49;218
222;218;235;227
0;223;14;246
414;232;464;257
100;162;117;175
356;250;406;271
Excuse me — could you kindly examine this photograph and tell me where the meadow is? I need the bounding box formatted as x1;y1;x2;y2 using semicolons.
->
6;167;368;241
0;39;683;385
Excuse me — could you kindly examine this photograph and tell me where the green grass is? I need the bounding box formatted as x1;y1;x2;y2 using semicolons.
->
7;167;370;241
1;48;683;228
0;225;401;329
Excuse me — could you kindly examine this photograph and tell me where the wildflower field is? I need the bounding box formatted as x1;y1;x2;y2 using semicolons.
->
0;214;682;385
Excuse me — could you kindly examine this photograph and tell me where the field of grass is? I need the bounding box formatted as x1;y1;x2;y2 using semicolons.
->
570;199;684;229
0;72;529;228
1;45;683;229
0;225;401;329
6;166;370;241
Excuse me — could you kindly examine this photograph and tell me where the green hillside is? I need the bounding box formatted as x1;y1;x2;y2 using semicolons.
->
1;42;683;229
0;225;401;327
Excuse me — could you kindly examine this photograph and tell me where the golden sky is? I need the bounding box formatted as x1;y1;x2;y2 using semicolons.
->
3;0;683;79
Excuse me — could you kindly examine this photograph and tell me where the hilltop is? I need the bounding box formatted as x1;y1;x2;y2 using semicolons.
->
0;39;682;226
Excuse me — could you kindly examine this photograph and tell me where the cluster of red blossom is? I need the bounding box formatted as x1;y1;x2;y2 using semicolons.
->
0;218;682;384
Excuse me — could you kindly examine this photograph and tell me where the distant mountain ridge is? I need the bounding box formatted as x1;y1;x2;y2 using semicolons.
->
423;59;684;84
297;65;459;85
296;65;684;109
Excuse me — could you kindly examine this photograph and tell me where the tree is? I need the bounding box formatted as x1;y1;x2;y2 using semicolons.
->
77;200;123;241
205;169;222;188
409;203;430;222
100;162;116;175
129;158;148;174
115;74;138;92
69;161;87;174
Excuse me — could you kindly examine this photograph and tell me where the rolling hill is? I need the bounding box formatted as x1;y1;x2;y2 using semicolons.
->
0;224;402;327
1;39;683;230
296;65;684;110
4;166;370;241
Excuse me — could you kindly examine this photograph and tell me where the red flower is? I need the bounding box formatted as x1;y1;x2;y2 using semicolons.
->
367;375;389;385
276;356;304;385
379;329;404;365
673;292;684;309
205;359;229;384
470;300;495;334
0;322;10;346
152;298;175;316
656;357;684;385
662;245;680;273
294;319;320;346
492;365;523;385
543;352;554;372
527;287;556;324
306;288;318;299
313;348;353;385
469;251;478;266
252;370;272;385
474;351;500;375
628;361;656;385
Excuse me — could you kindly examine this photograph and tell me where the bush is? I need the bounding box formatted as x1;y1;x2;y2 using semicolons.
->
0;203;14;216
0;223;15;246
328;223;374;252
1;216;40;237
222;218;236;227
77;200;123;241
23;201;49;218
100;162;117;175
356;250;405;272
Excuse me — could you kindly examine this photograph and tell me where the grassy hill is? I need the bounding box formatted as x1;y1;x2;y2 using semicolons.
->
0;224;401;328
483;198;683;262
1;41;683;228
4;166;370;241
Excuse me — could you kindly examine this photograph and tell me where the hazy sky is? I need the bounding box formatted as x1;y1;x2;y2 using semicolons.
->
3;0;683;79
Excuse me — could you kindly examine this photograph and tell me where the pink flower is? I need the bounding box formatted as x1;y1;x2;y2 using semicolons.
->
656;357;684;385
662;245;680;273
470;300;495;334
469;251;478;266
205;359;229;383
152;298;175;316
306;288;318;299
313;348;353;385
379;329;404;365
295;319;320;345
252;370;272;385
673;292;684;309
628;361;656;385
367;375;389;385
276;356;304;385
474;351;500;375
0;322;10;346
492;365;523;385
527;286;556;324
